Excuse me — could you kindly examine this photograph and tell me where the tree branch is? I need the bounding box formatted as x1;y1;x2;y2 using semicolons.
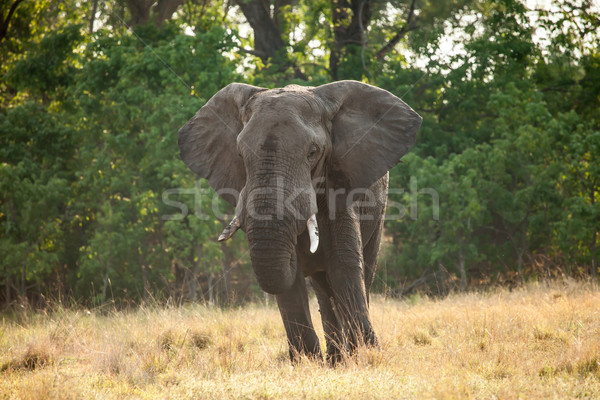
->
153;0;184;27
358;0;372;80
375;0;418;59
236;46;266;58
0;0;24;44
126;0;152;26
234;0;285;62
89;0;98;34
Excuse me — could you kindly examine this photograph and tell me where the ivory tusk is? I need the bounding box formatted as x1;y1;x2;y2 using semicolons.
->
307;214;319;253
218;216;240;242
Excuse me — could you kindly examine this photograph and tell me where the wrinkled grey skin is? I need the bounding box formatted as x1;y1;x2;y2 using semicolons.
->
178;80;422;363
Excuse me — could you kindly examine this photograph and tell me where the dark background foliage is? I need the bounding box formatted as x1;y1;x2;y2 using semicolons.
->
1;0;598;306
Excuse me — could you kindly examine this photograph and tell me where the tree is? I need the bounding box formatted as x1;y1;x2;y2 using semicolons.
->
1;0;599;306
0;0;24;43
124;0;184;27
0;104;76;303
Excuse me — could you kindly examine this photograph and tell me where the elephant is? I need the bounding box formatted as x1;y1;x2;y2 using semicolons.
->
178;80;422;363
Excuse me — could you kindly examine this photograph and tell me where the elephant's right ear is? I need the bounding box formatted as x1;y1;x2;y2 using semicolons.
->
178;83;266;205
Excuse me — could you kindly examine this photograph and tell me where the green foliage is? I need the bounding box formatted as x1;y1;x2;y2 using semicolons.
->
1;0;599;304
1;13;242;304
68;23;241;302
384;0;599;288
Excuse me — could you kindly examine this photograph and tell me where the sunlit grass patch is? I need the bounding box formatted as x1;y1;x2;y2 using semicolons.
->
0;280;599;399
0;341;55;372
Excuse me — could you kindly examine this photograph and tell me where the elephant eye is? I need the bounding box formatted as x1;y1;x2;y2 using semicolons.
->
307;145;318;160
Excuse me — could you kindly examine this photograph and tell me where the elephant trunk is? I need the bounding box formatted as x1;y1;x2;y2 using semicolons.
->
241;173;315;294
246;224;296;294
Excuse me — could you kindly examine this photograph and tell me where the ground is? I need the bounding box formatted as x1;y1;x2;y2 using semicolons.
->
1;280;599;399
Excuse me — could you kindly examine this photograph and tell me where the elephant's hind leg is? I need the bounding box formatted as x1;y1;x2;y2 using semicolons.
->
361;215;385;304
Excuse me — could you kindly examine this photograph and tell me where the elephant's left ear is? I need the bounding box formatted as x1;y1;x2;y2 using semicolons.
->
313;80;422;192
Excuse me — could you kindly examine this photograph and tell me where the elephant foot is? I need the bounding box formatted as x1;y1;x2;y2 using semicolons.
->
343;323;378;352
288;340;322;364
326;350;343;367
365;328;378;348
324;334;376;366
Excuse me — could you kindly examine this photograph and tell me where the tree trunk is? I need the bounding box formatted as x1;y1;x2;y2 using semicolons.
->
221;266;230;304
139;240;151;301
234;0;305;78
89;0;98;34
125;0;183;27
590;185;597;281
187;245;201;302
141;265;150;301
220;241;233;304
329;0;371;81
5;276;11;305
0;0;24;44
126;0;152;26
174;260;186;302
458;248;466;292
153;0;184;26
35;281;42;308
102;270;110;301
234;0;286;61
21;251;27;298
591;230;597;281
205;263;214;307
201;244;215;306
516;249;523;281
187;265;197;302
517;219;528;282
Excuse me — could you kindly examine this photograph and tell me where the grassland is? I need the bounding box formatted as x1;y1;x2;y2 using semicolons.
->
1;280;599;399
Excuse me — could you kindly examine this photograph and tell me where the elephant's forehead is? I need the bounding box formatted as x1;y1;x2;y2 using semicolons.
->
250;90;320;114
238;92;326;153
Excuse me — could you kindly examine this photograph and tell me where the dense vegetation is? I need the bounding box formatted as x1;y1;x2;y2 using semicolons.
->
1;0;598;306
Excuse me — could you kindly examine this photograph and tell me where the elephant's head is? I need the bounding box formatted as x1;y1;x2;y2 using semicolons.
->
178;81;421;294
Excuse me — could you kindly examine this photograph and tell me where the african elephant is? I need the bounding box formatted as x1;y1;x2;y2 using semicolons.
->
178;80;421;363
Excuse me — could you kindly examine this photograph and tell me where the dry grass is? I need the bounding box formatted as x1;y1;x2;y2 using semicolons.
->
1;280;599;399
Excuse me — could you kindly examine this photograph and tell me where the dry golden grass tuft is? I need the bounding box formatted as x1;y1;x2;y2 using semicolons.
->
1;280;599;399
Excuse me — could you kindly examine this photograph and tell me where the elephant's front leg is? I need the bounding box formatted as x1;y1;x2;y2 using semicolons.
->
328;212;377;351
310;271;344;365
275;251;322;362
